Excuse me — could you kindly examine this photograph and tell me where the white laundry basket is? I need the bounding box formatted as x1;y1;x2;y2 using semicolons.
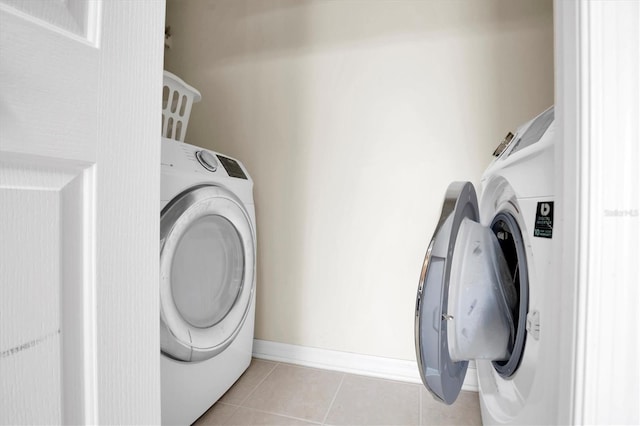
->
162;71;202;142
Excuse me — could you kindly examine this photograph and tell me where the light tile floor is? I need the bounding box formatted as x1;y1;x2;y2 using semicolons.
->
194;359;481;426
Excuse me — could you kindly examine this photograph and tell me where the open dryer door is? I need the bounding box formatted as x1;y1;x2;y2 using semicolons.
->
160;185;255;363
415;182;518;404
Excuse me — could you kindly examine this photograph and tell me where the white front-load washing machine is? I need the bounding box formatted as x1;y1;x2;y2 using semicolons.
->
160;137;256;425
415;107;558;424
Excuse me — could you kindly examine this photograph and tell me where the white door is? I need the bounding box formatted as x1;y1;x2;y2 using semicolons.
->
0;1;163;424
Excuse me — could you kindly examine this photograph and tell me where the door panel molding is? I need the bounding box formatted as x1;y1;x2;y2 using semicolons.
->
0;156;95;424
0;0;101;45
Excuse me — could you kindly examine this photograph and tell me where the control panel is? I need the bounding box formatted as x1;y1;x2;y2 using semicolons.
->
161;138;249;181
217;155;248;180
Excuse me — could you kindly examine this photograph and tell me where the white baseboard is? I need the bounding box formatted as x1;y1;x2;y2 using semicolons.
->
252;339;478;392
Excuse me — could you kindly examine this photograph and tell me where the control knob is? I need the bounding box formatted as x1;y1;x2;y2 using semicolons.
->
195;150;218;172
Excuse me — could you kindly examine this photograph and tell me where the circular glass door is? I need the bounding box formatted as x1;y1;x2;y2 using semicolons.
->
414;182;478;405
415;181;518;405
171;215;243;328
160;185;255;362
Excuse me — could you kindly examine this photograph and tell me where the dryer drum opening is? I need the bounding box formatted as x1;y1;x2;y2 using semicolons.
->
490;211;529;378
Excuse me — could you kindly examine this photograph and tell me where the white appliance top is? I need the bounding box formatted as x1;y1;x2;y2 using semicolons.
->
161;137;254;206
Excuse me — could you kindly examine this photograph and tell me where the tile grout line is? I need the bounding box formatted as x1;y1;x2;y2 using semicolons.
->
321;372;346;426
220;402;241;424
234;359;280;408
233;405;323;425
238;361;344;425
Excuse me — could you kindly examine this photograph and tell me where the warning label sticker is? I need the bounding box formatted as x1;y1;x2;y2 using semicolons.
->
534;201;554;238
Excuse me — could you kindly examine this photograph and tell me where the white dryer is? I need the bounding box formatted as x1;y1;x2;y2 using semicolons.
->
415;107;558;424
160;137;256;425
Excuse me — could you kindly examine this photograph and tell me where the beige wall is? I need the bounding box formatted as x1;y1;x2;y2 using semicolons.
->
164;0;554;361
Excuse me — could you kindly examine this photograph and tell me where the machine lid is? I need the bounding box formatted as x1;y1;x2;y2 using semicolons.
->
160;185;255;362
414;181;516;404
414;182;478;404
